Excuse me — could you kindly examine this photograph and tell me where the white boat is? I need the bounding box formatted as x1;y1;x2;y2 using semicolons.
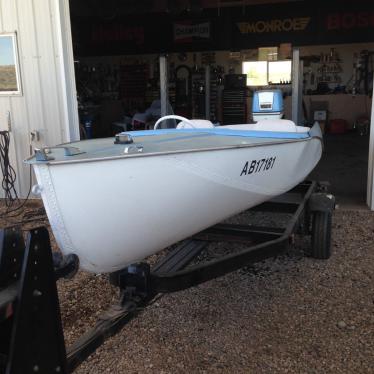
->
25;116;322;273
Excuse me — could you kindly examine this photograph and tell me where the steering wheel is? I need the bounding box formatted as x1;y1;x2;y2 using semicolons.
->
154;115;196;130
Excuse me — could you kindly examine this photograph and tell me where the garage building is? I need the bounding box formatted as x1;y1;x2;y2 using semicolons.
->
0;0;373;208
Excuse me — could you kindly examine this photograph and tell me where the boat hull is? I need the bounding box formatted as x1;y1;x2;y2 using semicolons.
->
33;136;321;273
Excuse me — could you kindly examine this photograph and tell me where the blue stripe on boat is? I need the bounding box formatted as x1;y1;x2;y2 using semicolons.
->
123;128;310;140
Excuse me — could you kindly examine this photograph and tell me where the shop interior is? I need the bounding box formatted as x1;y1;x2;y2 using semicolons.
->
69;0;373;206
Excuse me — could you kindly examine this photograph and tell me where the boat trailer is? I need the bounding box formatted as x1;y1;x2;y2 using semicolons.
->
0;181;334;373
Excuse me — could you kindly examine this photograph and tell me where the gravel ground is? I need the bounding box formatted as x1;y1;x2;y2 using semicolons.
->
1;202;374;373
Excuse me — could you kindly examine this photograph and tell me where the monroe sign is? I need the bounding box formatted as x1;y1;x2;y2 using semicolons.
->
237;17;311;34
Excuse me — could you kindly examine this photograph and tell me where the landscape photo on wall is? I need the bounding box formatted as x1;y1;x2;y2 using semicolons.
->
0;35;18;92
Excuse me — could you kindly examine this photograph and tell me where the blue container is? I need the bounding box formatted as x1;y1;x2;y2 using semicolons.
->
84;119;93;139
252;90;283;113
82;113;93;139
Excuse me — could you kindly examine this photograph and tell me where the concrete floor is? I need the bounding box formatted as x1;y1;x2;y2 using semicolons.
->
309;131;370;209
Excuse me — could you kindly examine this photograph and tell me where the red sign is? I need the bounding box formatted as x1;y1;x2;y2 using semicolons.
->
91;25;145;46
327;12;374;30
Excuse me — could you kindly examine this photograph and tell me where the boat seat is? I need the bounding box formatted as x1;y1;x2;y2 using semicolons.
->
177;119;215;129
222;120;309;133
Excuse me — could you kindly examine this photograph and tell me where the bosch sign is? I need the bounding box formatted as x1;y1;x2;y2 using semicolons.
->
327;12;374;30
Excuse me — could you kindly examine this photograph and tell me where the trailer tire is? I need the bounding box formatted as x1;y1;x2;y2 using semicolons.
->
311;211;332;259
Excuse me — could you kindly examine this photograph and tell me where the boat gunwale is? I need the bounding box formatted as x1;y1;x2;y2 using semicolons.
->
25;135;323;166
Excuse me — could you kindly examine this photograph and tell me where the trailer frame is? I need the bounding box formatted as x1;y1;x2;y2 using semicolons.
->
0;180;334;373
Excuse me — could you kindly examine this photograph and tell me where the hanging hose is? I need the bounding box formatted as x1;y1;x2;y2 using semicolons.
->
0;131;33;219
0;131;18;208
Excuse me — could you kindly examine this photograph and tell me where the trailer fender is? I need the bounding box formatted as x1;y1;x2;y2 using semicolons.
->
308;193;335;214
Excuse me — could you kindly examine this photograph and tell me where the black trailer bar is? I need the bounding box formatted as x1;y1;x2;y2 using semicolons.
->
194;223;285;243
148;181;318;293
67;295;150;373
0;181;334;373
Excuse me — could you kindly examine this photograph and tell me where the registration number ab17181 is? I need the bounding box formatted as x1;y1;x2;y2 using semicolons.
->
240;157;276;176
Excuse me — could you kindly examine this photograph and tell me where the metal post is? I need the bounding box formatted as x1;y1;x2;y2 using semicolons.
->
159;55;169;125
367;77;374;210
205;65;210;120
56;0;80;142
299;59;304;122
292;48;301;125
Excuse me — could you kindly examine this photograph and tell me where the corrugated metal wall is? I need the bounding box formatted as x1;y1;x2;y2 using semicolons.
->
368;90;374;210
0;0;79;197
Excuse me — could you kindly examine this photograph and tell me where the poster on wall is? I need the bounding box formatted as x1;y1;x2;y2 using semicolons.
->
173;20;211;43
0;33;22;95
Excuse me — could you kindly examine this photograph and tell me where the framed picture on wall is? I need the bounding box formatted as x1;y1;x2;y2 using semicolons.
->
0;32;22;96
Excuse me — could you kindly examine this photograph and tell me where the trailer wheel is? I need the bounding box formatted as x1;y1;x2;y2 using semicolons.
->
311;211;332;259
